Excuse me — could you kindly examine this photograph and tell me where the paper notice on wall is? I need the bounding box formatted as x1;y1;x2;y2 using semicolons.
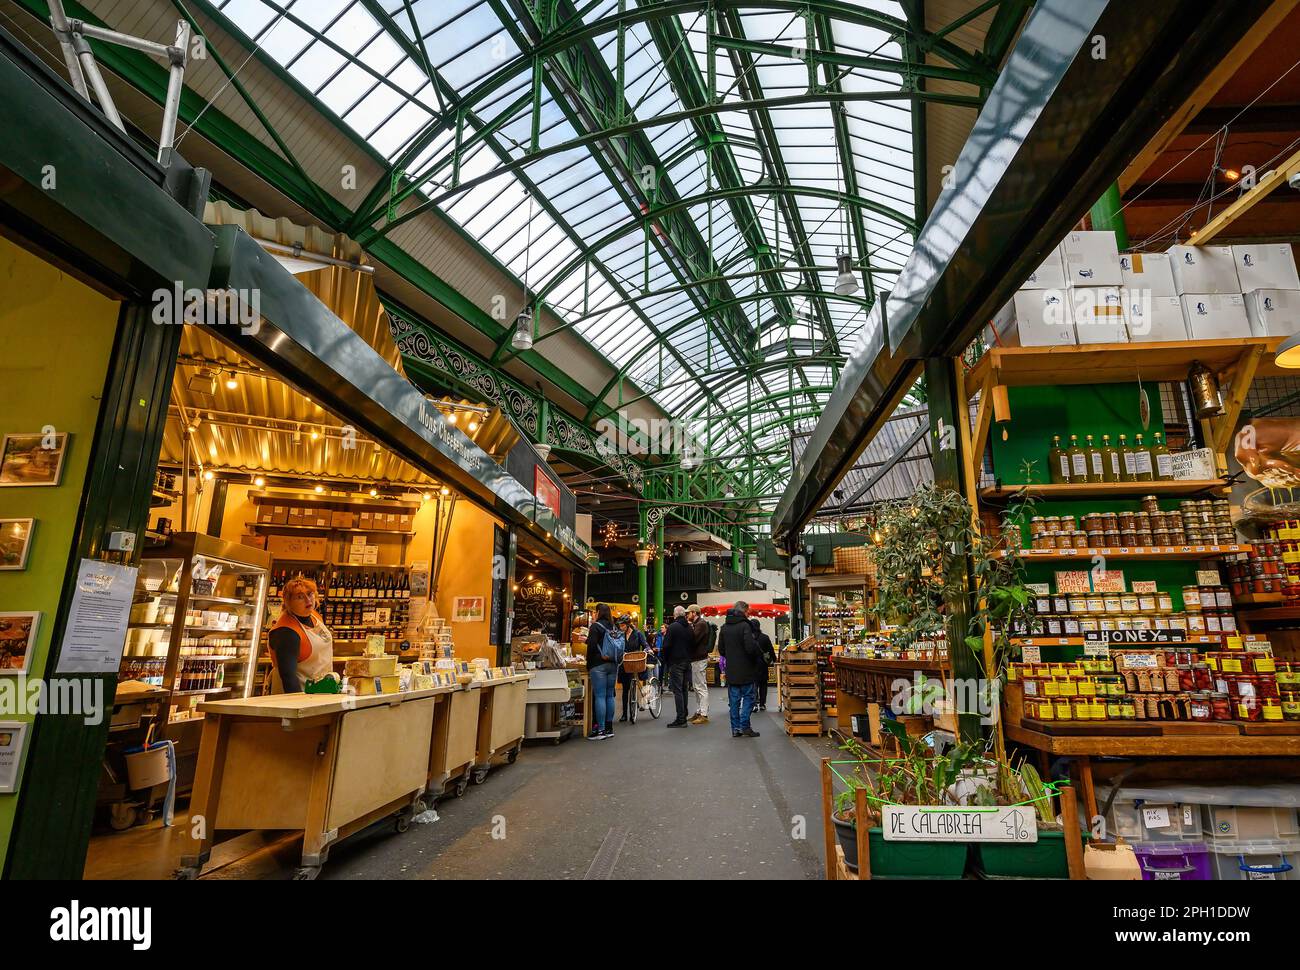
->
0;722;29;793
409;561;430;598
56;560;138;674
1054;571;1090;594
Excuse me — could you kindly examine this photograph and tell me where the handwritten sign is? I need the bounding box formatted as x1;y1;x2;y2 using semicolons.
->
882;805;1038;843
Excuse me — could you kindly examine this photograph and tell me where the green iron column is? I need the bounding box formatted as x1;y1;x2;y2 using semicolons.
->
654;515;665;630
731;524;741;573
637;505;648;627
1089;182;1130;250
924;357;983;745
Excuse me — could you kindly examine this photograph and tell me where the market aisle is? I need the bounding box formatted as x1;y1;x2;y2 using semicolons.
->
247;689;832;880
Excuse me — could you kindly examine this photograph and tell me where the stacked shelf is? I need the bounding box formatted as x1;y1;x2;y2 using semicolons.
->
780;646;821;736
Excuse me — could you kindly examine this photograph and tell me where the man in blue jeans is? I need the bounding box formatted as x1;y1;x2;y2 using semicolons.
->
716;601;761;738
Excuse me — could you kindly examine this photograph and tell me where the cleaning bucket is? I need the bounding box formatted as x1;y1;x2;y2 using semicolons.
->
124;741;173;790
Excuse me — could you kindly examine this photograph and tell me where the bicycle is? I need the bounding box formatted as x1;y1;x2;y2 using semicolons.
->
621;650;662;721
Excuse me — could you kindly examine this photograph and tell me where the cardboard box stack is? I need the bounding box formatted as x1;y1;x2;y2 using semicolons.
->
990;230;1298;347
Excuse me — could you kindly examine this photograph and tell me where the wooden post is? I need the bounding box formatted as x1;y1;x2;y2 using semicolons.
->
821;758;836;880
854;786;871;879
1078;755;1099;824
1060;784;1086;881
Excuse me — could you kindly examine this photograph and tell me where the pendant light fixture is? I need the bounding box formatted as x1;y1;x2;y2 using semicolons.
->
513;189;537;352
834;248;859;296
833;116;859;297
1276;331;1300;369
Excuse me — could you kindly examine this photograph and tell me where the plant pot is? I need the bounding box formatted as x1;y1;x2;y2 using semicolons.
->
867;828;968;879
832;813;860;872
976;829;1078;879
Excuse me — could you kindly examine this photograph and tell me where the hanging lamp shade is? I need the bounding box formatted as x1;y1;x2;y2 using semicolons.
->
1276;331;1300;369
834;250;859;296
511;308;534;351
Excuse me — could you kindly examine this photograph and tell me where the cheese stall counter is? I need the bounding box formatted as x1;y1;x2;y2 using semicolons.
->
471;673;534;784
179;686;455;880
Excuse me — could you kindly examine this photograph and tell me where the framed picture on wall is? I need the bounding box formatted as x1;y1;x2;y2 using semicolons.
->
0;432;69;486
0;721;29;793
0;518;34;570
452;596;485;623
0;612;40;674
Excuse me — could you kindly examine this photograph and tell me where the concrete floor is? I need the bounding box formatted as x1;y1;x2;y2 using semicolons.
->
87;689;838;880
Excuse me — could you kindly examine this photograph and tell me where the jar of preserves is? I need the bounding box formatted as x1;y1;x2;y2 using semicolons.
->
1103;594;1122;613
1140;495;1160;514
1104;529;1121;547
1101;511;1119;532
1282;693;1300;721
1188;692;1213;722
1211;692;1231;720
1118;511;1137;531
1157;591;1174;613
1029;516;1047;537
1072;531;1088;549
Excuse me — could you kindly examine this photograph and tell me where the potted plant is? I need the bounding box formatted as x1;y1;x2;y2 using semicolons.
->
832;723;987;878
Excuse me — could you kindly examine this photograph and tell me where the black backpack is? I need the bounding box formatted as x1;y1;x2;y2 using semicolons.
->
706;621;718;653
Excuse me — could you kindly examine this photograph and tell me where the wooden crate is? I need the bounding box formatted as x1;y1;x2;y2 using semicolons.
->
784;710;821;724
783;651;817;663
782;684;819;698
783;698;820;713
785;721;822;736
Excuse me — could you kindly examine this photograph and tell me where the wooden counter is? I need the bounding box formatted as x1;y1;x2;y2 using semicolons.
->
472;674;532;783
831;655;949;735
180;685;456;879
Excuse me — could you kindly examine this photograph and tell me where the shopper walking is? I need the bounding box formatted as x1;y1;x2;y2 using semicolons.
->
686;605;712;724
661;606;695;728
718;601;762;738
750;617;776;711
585;603;622;740
617;614;650;723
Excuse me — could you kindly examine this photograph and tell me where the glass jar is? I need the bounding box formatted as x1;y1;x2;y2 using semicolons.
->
1157;592;1174;613
1087;594;1105;613
1118;511;1137;531
1121;594;1140;612
1183;585;1202;611
1104;595;1123;613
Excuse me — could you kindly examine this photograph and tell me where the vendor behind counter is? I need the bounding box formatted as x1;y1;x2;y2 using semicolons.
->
268;577;334;693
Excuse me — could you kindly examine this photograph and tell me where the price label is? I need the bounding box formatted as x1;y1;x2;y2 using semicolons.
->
1083;641;1111;658
1142;807;1170;829
1183;806;1194;827
1021;644;1042;663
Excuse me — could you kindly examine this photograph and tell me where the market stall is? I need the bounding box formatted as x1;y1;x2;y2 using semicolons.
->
472;672;533;783
179;686;451;879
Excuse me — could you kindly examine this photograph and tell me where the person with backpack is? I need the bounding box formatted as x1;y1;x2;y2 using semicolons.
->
585;603;623;740
686;605;713;724
616;614;650;723
660;606;695;728
750;617;776;711
718;601;762;738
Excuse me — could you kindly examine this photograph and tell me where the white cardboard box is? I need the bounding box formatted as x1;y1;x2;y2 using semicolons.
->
1123;291;1188;342
1167;245;1240;294
990;290;1076;347
1070;286;1129;343
1179;293;1251;340
1062;230;1122;286
1021;247;1068;290
1244;288;1300;338
1232;244;1300;292
1119;252;1177;297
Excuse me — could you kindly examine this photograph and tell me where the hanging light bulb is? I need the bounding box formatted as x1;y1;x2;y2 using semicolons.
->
445;411;457;425
203;470;214;481
834;249;859;296
467;419;479;433
254;476;266;488
370;487;379;497
440;486;450;496
511;308;534;351
315;485;324;494
224;371;238;390
310;428;320;441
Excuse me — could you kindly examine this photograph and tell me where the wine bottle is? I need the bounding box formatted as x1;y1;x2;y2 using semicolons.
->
1119;434;1136;482
1101;434;1121;483
1152;432;1174;481
1067;434;1088;483
1049;435;1069;484
1085;434;1104;484
1133;433;1154;482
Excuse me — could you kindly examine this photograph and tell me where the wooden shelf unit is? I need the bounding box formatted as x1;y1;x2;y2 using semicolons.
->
979;479;1228;502
1003;544;1246;561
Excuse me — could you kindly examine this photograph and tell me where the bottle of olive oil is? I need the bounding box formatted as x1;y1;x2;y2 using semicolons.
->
1132;432;1155;482
1152;431;1174;481
1118;434;1136;482
1085;434;1105;484
1049;435;1070;484
1101;434;1121;483
1067;434;1088;483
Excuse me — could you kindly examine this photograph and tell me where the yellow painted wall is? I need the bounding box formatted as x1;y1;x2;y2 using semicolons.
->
0;235;120;873
431;500;500;663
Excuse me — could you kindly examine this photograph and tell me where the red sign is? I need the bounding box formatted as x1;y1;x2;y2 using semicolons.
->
534;466;561;517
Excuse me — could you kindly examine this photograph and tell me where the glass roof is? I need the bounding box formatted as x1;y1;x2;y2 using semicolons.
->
213;0;928;496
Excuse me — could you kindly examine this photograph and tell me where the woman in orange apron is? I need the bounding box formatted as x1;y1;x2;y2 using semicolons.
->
267;577;334;693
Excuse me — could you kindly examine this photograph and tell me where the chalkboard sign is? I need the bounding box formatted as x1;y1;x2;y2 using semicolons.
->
1083;629;1187;646
489;525;512;649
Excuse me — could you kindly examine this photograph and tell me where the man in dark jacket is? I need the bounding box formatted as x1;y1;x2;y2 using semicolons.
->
750;617;776;711
717;601;761;738
660;606;695;727
686;605;712;724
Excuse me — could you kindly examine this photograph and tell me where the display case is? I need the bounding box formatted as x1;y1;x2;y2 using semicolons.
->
119;532;272;793
806;574;876;722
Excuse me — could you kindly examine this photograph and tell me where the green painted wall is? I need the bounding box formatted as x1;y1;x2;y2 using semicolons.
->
990;383;1166;486
0;236;119;873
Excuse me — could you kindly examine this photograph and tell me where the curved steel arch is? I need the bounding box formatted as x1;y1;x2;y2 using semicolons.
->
359;88;968;238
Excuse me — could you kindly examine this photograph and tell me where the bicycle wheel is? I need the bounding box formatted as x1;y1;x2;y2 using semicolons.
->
629;683;638;723
648;678;663;719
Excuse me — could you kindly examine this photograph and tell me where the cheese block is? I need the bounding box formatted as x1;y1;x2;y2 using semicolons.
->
344;655;398;678
352;674;401;695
